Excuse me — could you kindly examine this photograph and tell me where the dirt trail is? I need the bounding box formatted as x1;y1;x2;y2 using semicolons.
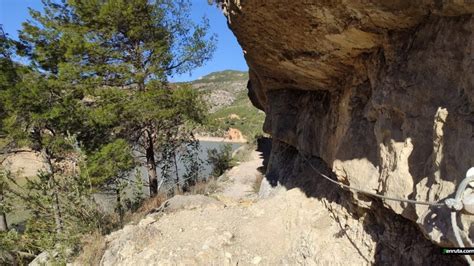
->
217;150;262;202
97;149;379;266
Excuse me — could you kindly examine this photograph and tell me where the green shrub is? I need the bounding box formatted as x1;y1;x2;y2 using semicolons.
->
207;144;234;177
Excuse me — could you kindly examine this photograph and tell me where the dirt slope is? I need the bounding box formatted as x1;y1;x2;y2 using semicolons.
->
97;150;456;265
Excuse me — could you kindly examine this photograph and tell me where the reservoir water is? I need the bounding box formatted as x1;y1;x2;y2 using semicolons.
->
94;140;242;212
175;140;242;181
8;140;243;228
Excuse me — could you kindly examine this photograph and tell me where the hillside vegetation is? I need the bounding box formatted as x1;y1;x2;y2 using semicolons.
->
186;70;266;140
0;1;219;264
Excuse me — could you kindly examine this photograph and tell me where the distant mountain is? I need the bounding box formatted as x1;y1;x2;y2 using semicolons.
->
186;70;249;113
178;70;265;140
193;70;249;84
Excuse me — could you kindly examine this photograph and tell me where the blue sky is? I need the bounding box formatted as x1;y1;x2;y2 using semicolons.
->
0;0;248;82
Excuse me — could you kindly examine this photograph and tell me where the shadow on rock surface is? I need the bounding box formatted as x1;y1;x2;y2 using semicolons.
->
263;139;465;265
256;136;272;174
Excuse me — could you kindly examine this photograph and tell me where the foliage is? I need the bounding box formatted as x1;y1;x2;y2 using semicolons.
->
16;0;214;196
83;82;208;196
0;230;26;264
207;144;234;177
19;0;215;82
83;138;138;224
0;170;12;218
179;139;203;191
0;27;14;138
0;0;216;262
126;169;145;212
0;27;28;150
0;163;118;264
16;0;214;144
84;139;134;189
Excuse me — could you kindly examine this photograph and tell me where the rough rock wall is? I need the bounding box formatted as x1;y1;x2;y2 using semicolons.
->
221;0;474;252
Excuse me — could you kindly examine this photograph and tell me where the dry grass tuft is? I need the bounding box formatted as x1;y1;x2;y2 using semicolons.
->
121;193;170;225
74;231;107;266
187;179;221;196
137;193;168;214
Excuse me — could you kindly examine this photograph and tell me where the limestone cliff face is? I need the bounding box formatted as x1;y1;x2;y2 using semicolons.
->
221;0;474;248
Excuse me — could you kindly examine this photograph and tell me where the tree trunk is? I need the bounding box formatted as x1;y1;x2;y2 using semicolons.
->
146;130;158;197
0;213;7;232
51;184;63;234
116;188;123;227
44;149;63;234
173;152;180;192
0;185;7;231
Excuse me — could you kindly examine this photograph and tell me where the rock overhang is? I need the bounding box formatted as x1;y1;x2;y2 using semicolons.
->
219;0;474;249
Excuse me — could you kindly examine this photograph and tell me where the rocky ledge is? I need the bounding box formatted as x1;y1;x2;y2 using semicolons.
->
220;0;474;260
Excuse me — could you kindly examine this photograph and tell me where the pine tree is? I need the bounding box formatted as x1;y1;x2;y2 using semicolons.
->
0;169;10;232
207;144;234;177
83;138;135;225
1;61;86;234
0;1;214;261
0;27;17;231
0;26;22;149
19;0;215;196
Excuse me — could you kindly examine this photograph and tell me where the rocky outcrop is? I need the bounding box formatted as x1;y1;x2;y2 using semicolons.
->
99;187;460;265
225;128;246;142
93;143;460;265
220;0;474;260
1;150;45;178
